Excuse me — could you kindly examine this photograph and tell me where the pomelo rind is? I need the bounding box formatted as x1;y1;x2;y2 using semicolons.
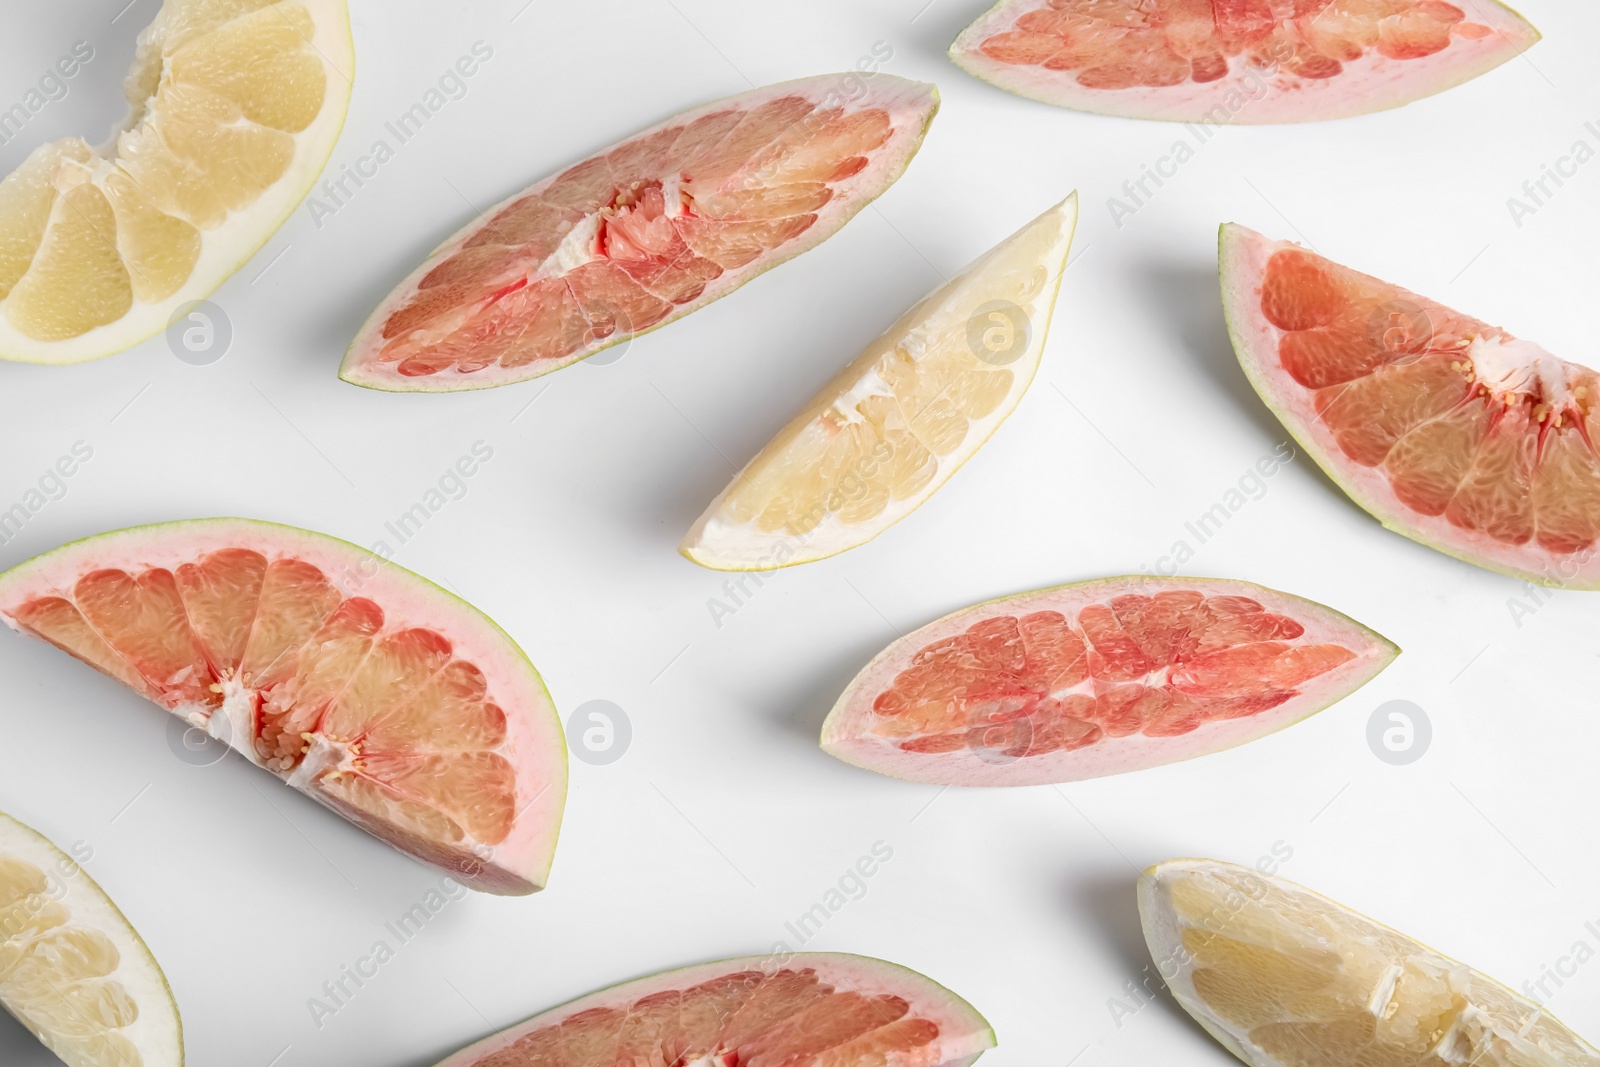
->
1219;223;1600;591
0;0;355;366
1138;858;1600;1067
0;810;184;1067
947;0;1539;125
0;518;567;896
822;575;1399;788
431;951;995;1067
340;74;941;393
679;193;1078;572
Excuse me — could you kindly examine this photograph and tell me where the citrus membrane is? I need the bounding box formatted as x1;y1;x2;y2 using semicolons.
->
0;0;353;364
822;577;1397;787
341;73;940;391
949;0;1538;124
680;195;1076;571
1222;224;1600;588
431;953;995;1067
0;811;182;1067
1140;859;1600;1067
0;520;566;895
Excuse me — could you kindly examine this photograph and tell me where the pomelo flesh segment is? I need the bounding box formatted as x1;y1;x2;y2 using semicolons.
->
430;953;995;1067
0;811;183;1067
822;577;1397;787
0;520;566;896
1221;224;1600;588
948;0;1538;123
341;74;940;392
0;0;353;365
1139;860;1600;1067
680;196;1077;571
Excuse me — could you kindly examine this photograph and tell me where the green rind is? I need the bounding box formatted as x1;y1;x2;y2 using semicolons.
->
0;811;184;1066
820;574;1401;785
1217;224;1600;591
0;517;568;893
681;194;1079;572
0;1;356;366
338;81;942;393
947;0;1540;125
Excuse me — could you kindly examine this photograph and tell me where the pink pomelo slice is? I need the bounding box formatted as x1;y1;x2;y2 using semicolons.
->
342;74;940;392
949;0;1538;124
822;577;1397;787
0;519;566;895
431;952;994;1067
1222;225;1600;588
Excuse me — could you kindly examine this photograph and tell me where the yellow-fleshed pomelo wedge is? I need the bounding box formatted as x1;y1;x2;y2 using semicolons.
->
0;811;182;1067
0;0;353;365
681;194;1077;570
1140;859;1600;1067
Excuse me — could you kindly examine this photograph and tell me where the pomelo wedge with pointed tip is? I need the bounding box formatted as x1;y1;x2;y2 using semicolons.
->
822;576;1397;787
432;952;995;1067
0;519;565;895
1139;859;1600;1067
681;195;1077;570
949;0;1538;124
1222;224;1600;588
0;0;353;364
342;73;940;392
0;811;183;1067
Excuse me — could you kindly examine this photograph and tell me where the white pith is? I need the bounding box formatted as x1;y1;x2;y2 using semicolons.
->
342;73;940;392
948;0;1539;124
1138;860;1600;1067
0;519;567;895
821;576;1398;787
430;953;995;1067
681;194;1078;571
0;813;183;1067
0;0;354;365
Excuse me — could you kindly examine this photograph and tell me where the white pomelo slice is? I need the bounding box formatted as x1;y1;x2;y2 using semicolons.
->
0;519;565;896
682;194;1077;571
342;74;939;391
949;0;1538;124
1140;859;1600;1067
0;812;183;1067
0;0;353;365
822;576;1396;787
432;952;995;1067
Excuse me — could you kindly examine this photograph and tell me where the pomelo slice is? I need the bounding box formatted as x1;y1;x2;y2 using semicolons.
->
431;952;995;1067
341;74;940;391
822;576;1397;787
1139;859;1600;1067
0;0;353;365
0;811;183;1067
949;0;1538;124
681;195;1077;571
1222;225;1600;589
0;519;565;895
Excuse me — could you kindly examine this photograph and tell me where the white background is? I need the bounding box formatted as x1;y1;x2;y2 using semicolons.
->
2;1;1598;1064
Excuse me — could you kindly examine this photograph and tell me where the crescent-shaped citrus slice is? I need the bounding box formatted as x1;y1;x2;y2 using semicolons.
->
0;0;353;364
431;953;995;1067
822;576;1397;787
0;520;565;895
681;195;1077;570
1140;859;1600;1067
949;0;1538;124
341;73;940;391
0;811;183;1067
1222;224;1600;588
